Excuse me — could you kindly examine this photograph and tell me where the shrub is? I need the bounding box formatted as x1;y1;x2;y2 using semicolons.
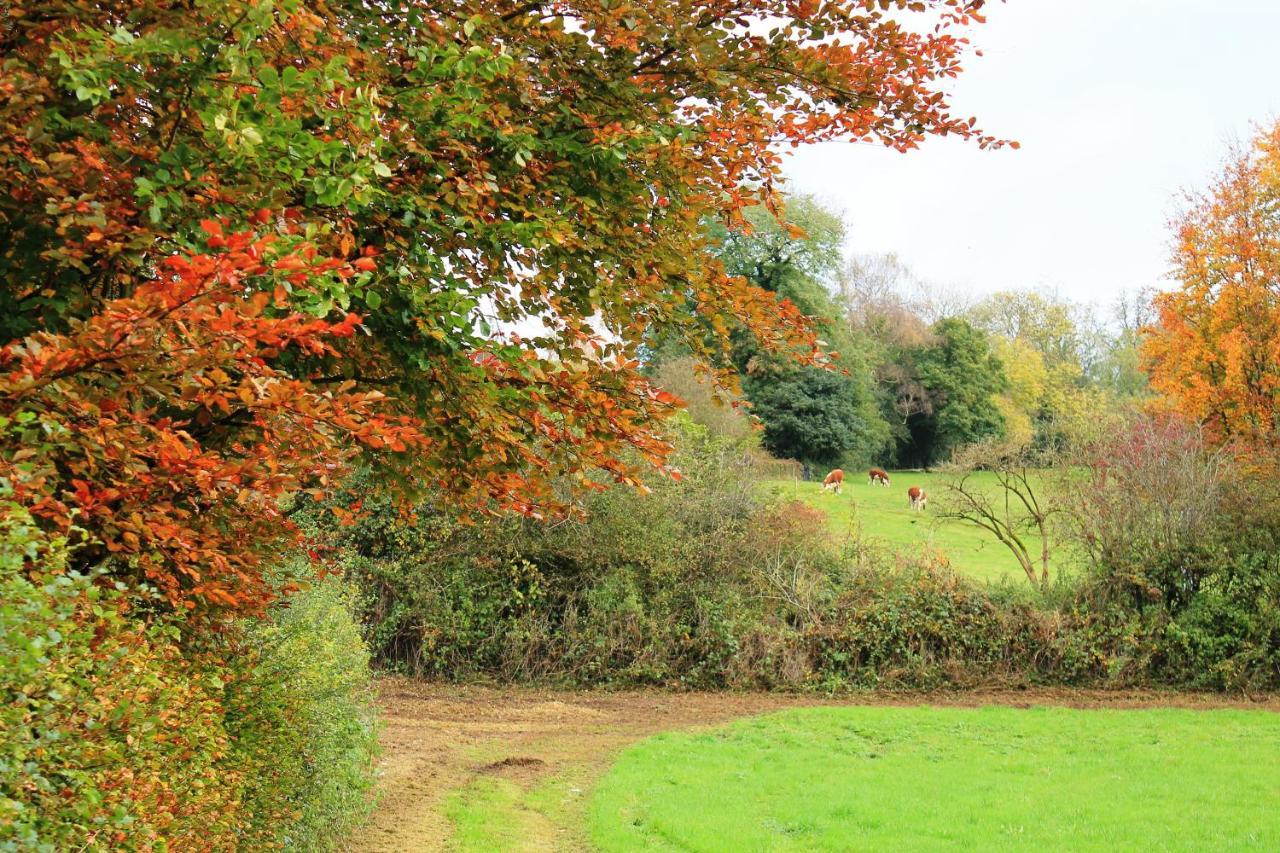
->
316;419;814;688
0;502;379;850
1058;415;1280;689
808;557;1057;689
318;414;1280;693
317;423;1069;691
230;568;381;849
1059;414;1233;581
1;507;240;850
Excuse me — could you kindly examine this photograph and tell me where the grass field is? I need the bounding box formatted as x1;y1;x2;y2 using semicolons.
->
762;470;1047;583
590;705;1280;851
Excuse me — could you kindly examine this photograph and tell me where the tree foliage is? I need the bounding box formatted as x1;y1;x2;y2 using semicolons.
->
712;196;846;312
968;290;1097;372
743;364;882;468
969;290;1116;453
0;0;1003;612
1144;121;1280;449
710;195;891;466
907;317;1007;465
1;234;428;612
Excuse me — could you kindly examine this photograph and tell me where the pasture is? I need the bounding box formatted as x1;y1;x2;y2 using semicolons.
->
762;470;1049;583
591;705;1280;851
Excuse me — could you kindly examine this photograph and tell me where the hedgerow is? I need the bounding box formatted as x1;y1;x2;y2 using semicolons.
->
0;504;378;850
1;508;238;849
320;418;1280;693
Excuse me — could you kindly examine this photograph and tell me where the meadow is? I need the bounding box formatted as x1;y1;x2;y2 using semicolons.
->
590;705;1280;851
762;471;1051;583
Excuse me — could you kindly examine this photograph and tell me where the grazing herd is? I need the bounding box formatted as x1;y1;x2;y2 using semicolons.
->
821;468;926;511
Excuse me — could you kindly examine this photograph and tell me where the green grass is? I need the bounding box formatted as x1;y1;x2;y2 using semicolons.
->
444;777;541;850
444;770;590;851
590;705;1280;851
762;470;1046;583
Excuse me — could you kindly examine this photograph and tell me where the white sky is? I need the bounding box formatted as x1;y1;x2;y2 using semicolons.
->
781;0;1280;311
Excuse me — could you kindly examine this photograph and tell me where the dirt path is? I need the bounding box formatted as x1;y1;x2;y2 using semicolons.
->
349;679;1280;852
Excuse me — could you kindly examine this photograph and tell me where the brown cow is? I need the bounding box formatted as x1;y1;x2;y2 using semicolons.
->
822;469;845;494
907;486;927;511
868;468;891;487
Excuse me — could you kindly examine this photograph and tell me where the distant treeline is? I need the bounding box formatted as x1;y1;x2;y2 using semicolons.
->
652;195;1152;471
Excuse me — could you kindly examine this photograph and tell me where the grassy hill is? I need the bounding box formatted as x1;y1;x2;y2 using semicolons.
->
761;470;1048;584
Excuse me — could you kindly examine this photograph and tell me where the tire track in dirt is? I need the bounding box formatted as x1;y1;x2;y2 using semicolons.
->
347;679;1279;852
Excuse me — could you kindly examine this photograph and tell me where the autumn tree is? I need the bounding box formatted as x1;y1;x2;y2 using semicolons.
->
837;253;993;462
968;290;1115;452
0;0;1005;610
968;290;1098;372
709;196;891;468
838;253;934;350
1144;121;1280;449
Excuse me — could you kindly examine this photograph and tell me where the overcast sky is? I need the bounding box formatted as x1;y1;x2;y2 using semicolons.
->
781;0;1280;311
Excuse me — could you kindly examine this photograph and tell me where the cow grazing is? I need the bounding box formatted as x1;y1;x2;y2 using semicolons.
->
868;468;891;487
822;469;845;494
908;486;927;511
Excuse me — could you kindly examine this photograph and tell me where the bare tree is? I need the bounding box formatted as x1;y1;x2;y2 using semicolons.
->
838;252;972;339
939;440;1057;586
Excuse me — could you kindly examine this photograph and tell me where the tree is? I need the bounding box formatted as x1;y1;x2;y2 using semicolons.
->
836;252;988;462
1094;288;1154;400
0;0;1004;611
650;357;754;444
940;440;1057;586
968;290;1096;372
709;195;892;467
906;317;1008;465
838;253;933;349
0;235;429;612
968;289;1118;453
989;336;1046;447
1144;121;1280;449
712;197;846;313
742;365;881;469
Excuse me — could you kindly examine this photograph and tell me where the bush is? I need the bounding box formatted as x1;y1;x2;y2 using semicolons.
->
1;508;240;850
316;422;1069;691
1058;416;1280;690
317;419;818;688
230;568;381;849
318;414;1280;694
810;561;1034;689
0;502;379;850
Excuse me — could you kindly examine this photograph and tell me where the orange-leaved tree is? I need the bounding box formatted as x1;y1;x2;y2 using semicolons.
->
1144;121;1280;449
1;0;1006;613
1;227;431;612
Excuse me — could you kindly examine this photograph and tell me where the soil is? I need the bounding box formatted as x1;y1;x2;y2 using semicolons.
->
348;678;1280;852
